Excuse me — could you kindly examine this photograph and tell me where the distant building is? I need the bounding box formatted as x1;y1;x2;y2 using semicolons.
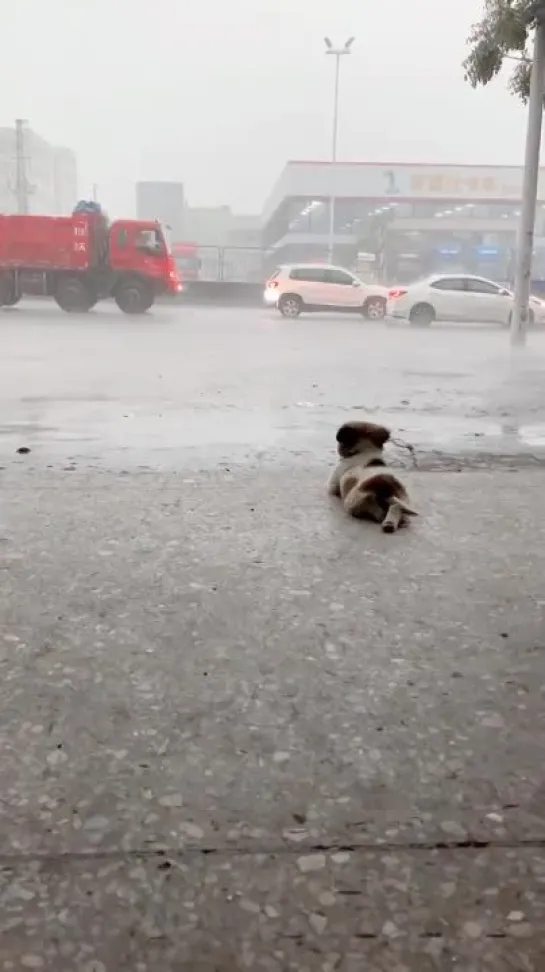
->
0;125;77;215
262;159;545;282
136;182;185;240
183;205;260;247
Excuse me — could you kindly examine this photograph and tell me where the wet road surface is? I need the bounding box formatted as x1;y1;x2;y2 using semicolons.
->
2;301;545;468
2;303;545;969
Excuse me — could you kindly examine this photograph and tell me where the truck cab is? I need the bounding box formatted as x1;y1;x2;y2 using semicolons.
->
108;219;182;311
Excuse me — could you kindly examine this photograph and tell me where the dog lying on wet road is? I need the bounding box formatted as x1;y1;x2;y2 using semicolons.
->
327;421;418;533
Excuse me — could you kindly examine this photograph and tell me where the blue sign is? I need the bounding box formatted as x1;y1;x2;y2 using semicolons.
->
436;244;461;257
475;245;500;258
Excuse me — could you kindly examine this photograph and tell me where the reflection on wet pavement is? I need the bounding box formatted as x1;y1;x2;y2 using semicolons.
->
1;304;545;468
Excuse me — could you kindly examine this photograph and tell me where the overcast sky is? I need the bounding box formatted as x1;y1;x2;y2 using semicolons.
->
2;0;529;216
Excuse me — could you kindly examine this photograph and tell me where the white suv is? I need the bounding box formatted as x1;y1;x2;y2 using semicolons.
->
264;264;388;319
387;273;545;327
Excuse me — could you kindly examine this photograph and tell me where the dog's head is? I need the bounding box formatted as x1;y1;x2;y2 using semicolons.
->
335;421;391;458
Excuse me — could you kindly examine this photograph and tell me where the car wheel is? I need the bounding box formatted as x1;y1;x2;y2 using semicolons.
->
278;294;302;318
409;303;435;327
362;296;386;320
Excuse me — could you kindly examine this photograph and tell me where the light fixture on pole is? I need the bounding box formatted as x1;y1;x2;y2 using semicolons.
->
324;36;355;264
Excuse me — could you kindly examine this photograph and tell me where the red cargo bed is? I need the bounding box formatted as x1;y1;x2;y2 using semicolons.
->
0;214;93;271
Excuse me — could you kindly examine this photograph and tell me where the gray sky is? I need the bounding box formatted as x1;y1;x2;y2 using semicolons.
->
3;0;528;216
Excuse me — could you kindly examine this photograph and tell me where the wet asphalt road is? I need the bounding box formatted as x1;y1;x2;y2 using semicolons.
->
2;301;545;470
3;302;545;967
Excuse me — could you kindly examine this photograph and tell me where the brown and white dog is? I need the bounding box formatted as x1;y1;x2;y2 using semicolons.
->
327;421;417;533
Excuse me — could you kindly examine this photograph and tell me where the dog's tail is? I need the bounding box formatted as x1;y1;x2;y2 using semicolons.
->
382;496;418;533
389;495;417;517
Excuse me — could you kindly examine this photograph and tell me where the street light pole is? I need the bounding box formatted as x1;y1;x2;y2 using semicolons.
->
511;9;545;346
324;37;354;264
14;118;31;215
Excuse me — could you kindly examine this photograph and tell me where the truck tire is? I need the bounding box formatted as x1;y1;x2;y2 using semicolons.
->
0;274;20;307
114;279;154;314
2;294;21;307
55;276;96;313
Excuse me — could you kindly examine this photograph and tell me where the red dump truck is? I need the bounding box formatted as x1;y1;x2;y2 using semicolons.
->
0;203;182;314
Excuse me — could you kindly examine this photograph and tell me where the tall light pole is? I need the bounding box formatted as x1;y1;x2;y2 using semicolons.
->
324;37;354;264
14;119;32;215
511;4;545;346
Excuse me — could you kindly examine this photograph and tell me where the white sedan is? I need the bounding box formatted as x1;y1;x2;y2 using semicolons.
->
386;273;545;327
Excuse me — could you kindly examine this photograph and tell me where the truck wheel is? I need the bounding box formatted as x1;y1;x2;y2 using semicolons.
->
115;279;154;314
0;274;20;307
55;277;96;313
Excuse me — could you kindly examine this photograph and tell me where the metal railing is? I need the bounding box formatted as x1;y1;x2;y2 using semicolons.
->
195;246;266;283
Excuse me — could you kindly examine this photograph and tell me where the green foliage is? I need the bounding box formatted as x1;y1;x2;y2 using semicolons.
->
463;0;542;100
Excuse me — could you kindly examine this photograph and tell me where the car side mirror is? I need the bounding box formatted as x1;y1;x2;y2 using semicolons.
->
499;288;510;296
352;280;360;287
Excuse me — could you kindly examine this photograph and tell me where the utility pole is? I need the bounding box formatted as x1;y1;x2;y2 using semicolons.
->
511;8;545;346
324;37;354;264
14;118;31;215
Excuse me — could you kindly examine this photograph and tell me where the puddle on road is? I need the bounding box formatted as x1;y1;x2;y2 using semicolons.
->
512;424;545;447
387;414;545;453
0;408;285;456
1;404;545;466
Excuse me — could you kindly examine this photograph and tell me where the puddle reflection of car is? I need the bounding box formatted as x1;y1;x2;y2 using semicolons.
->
264;264;388;319
387;273;545;328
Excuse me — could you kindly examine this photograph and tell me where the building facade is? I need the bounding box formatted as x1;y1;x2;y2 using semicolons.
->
262;161;545;283
0;125;78;216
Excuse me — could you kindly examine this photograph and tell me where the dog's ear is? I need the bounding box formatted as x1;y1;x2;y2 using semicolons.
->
360;423;391;448
337;422;390;449
336;424;362;448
